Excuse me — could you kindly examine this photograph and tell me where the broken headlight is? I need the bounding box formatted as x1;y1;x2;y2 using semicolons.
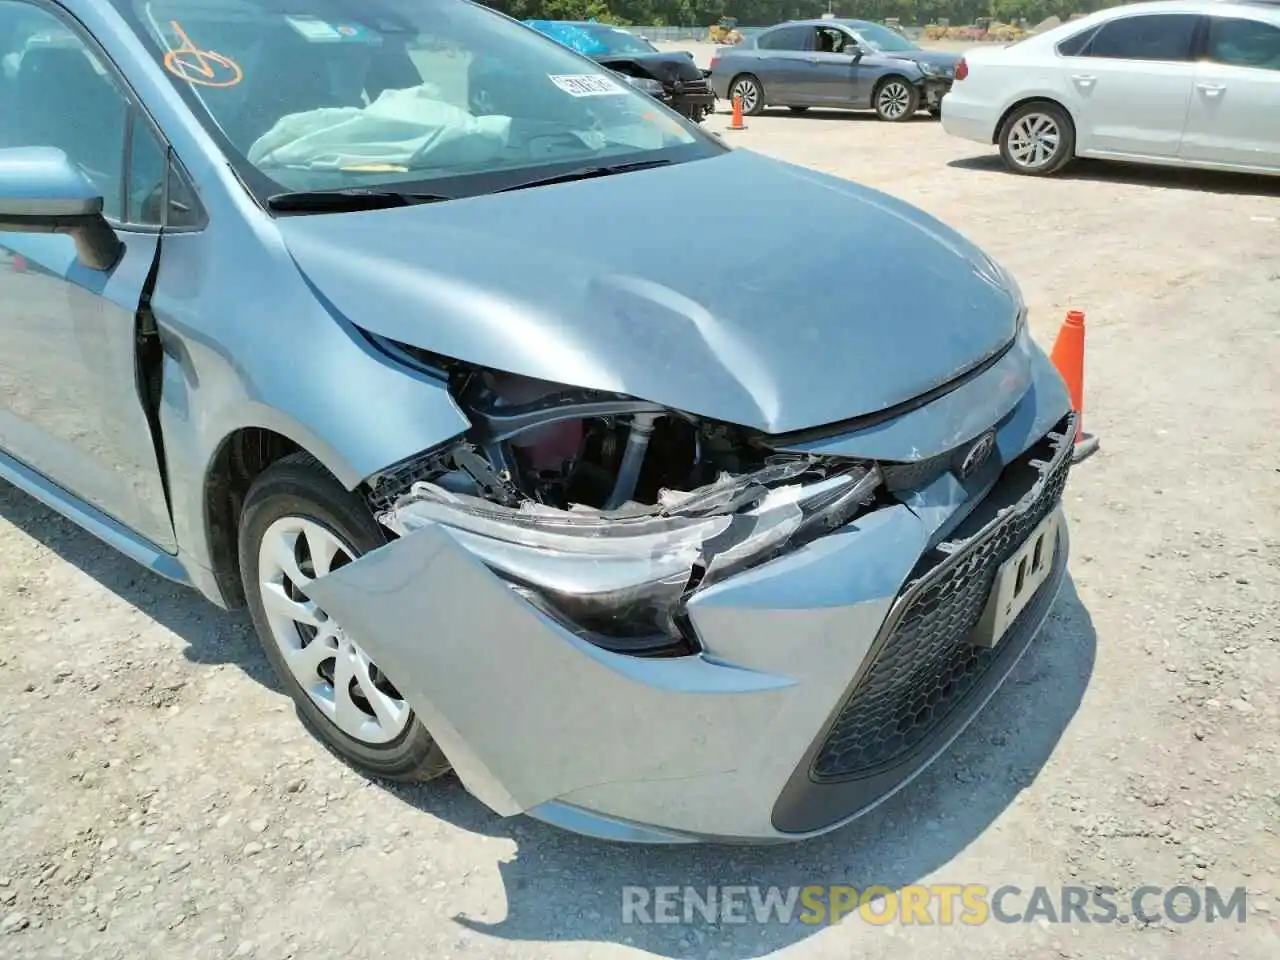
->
380;460;880;657
621;75;666;98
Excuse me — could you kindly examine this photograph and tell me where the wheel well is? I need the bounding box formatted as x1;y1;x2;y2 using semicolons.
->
993;97;1075;145
729;72;759;92
204;427;301;608
875;73;911;90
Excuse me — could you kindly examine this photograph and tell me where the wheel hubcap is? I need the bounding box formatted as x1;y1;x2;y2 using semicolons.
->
878;82;910;119
1008;113;1060;169
257;517;410;745
733;80;758;112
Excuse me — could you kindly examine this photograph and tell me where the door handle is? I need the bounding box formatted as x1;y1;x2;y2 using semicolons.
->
806;56;822;63
1071;73;1096;87
1196;82;1226;96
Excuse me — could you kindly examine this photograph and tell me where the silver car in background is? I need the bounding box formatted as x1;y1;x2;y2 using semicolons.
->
710;19;960;121
0;0;1074;843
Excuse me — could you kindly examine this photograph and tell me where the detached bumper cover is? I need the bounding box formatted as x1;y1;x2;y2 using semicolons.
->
922;78;953;110
306;358;1075;843
664;79;716;118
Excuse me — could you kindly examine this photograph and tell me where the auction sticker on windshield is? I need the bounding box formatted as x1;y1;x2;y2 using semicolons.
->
285;16;379;43
549;74;627;97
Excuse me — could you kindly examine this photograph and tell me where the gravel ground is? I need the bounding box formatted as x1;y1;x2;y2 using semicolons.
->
2;41;1279;960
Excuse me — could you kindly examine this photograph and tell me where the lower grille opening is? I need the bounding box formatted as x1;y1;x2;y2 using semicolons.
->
810;414;1075;782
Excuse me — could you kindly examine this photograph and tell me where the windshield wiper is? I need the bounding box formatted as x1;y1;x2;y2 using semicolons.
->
266;188;453;213
495;159;674;194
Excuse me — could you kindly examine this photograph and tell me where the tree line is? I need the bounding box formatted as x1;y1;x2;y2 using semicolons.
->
480;0;1120;28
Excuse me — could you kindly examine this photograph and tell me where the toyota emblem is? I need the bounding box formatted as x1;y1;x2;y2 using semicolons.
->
958;431;996;479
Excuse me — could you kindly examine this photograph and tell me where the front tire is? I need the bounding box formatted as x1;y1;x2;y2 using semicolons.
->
729;74;765;115
998;101;1075;176
239;452;450;783
874;77;919;122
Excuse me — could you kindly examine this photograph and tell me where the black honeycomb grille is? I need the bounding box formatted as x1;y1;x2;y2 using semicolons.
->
811;414;1075;781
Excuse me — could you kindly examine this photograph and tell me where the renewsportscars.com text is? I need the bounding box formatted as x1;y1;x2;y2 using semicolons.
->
620;884;1250;926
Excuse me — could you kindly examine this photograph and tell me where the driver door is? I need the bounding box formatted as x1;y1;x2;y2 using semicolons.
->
807;27;874;106
0;1;181;550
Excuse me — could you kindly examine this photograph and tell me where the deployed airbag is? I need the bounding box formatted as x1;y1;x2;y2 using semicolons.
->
247;84;513;170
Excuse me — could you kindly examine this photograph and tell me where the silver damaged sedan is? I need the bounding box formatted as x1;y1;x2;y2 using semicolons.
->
0;0;1076;843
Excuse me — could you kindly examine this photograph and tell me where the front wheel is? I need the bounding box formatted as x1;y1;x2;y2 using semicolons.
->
874;77;919;122
239;452;450;783
729;74;765;116
998;101;1075;176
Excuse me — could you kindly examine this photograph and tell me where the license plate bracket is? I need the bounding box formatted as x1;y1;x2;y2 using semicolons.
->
971;508;1063;649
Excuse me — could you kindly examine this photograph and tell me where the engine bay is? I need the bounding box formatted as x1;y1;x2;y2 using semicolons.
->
364;357;887;656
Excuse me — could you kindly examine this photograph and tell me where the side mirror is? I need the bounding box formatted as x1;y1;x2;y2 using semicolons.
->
0;147;123;271
849;47;864;63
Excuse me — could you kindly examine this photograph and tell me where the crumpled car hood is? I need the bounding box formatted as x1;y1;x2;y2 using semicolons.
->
593;51;706;83
277;148;1021;434
885;49;962;72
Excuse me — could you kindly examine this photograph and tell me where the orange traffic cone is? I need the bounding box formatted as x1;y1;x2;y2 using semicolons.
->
11;254;27;273
728;93;745;131
1050;310;1099;463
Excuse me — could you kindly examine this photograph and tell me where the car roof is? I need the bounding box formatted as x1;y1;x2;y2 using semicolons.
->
772;18;878;28
1059;0;1280;15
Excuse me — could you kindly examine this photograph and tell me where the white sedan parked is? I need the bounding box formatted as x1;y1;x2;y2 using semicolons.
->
941;0;1280;176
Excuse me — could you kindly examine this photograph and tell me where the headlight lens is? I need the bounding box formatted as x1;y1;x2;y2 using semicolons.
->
623;75;666;97
918;61;942;78
382;460;880;656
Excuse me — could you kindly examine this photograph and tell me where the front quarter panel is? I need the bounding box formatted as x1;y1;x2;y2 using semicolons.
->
150;226;472;599
866;53;924;83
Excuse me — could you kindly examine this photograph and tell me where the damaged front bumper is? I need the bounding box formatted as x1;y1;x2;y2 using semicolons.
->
922;78;953;112
667;86;717;121
306;355;1076;844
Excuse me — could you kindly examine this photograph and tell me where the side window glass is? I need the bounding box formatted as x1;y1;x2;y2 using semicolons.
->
1206;17;1280;71
165;160;203;229
1056;24;1101;57
758;26;809;52
0;1;129;219
1084;14;1199;62
816;28;853;54
126;119;204;228
127;115;167;225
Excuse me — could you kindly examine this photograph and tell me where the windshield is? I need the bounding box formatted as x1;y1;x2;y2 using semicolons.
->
852;23;920;53
115;0;717;204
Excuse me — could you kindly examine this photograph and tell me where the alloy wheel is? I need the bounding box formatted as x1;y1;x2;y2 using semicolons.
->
731;78;759;114
256;516;410;745
877;81;912;120
1006;113;1061;171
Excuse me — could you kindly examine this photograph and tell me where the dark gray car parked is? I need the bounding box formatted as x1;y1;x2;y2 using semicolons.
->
710;19;959;121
